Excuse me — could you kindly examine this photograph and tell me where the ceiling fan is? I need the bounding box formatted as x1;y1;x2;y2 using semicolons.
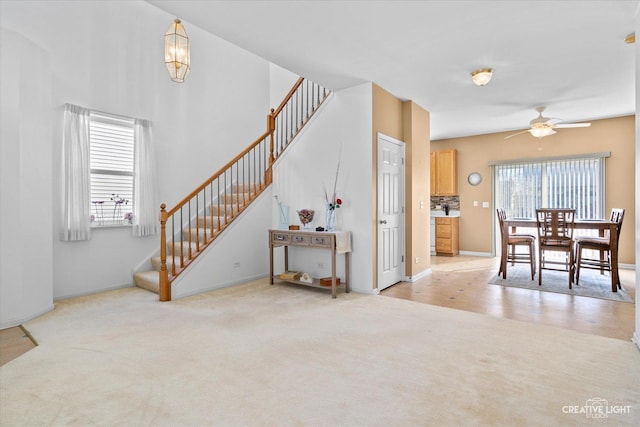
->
505;107;591;139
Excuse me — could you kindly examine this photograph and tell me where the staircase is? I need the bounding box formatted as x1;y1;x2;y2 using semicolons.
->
133;78;330;301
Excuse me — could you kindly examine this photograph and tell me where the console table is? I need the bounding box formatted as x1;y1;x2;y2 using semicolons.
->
269;229;351;298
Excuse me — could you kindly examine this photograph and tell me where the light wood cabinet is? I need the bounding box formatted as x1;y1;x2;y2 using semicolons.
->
435;217;459;256
430;149;458;196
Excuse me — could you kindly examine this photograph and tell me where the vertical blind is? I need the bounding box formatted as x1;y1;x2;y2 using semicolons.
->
89;113;135;224
494;156;605;219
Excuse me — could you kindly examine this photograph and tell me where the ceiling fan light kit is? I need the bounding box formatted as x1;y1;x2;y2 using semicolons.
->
529;126;556;138
471;68;493;86
505;107;591;140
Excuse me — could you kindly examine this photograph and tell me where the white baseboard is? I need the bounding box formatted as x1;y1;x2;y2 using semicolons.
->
54;282;134;301
173;273;269;300
0;304;55;330
404;269;432;282
458;251;492;257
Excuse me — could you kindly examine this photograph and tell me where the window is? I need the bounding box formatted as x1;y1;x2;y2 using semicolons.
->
493;154;608;220
89;112;135;226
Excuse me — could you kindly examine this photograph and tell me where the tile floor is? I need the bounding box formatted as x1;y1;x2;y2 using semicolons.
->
381;255;636;341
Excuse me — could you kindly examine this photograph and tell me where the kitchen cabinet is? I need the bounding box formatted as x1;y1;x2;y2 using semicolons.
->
435;217;459;256
430;149;458;196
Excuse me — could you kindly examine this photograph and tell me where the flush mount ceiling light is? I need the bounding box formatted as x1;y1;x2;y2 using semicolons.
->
624;33;635;44
165;18;190;83
471;68;493;86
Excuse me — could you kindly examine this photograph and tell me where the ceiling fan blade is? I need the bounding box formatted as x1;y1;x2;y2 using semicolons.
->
504;130;532;140
554;122;591;128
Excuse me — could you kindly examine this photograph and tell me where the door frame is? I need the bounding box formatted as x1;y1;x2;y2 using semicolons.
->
376;132;406;292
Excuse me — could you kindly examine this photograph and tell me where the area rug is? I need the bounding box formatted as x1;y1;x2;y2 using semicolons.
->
489;266;633;303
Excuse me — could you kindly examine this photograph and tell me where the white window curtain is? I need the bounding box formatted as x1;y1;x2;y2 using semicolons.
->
133;118;158;237
61;104;91;241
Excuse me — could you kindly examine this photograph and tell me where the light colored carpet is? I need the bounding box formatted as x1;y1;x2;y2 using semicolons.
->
489;266;633;303
1;280;639;426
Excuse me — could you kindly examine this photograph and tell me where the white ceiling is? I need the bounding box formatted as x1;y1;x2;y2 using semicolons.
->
148;0;638;140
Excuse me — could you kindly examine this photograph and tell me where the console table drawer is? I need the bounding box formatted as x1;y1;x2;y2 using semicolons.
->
310;235;331;247
290;234;310;245
271;232;290;244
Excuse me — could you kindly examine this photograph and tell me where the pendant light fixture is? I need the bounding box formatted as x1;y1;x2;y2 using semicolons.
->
471;68;493;86
164;18;190;83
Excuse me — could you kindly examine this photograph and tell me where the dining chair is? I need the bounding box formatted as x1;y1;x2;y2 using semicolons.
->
574;208;625;290
535;208;576;288
496;209;536;280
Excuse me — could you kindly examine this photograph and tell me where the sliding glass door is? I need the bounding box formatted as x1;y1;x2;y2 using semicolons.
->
494;155;606;220
492;153;608;255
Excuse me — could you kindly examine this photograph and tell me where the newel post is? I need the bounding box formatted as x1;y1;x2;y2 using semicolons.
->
159;203;171;302
266;108;276;185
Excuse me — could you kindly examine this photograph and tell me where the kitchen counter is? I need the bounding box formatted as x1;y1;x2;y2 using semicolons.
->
430;210;460;218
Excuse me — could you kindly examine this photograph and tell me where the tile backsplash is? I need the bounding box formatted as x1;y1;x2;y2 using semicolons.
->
430;195;460;210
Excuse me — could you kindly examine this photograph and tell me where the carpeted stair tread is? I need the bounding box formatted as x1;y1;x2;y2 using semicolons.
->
210;204;244;216
182;228;219;242
167;240;199;255
133;271;159;294
232;183;261;193
197;215;228;228
151;256;179;272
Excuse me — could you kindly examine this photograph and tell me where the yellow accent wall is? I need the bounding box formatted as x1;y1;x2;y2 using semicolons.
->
432;115;635;265
372;84;431;290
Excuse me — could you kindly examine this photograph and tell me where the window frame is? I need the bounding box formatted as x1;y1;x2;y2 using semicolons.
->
88;111;136;228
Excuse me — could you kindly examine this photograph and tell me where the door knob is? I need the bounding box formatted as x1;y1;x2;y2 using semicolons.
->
379;219;387;224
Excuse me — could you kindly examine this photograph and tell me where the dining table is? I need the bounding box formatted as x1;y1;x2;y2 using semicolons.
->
500;217;620;292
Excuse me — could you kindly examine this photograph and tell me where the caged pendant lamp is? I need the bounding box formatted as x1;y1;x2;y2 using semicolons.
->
164;18;190;83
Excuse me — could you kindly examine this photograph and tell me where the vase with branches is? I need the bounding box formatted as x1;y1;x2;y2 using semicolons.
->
274;195;289;229
324;154;343;231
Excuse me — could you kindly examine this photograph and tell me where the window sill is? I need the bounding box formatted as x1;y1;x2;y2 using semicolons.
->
91;222;132;229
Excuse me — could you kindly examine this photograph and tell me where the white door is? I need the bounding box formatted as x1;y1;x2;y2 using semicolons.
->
377;133;405;291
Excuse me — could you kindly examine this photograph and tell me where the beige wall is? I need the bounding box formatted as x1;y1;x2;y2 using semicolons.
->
432;115;635;265
403;101;431;275
372;84;431;289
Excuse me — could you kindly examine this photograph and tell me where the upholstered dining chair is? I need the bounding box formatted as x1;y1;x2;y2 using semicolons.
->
535;208;576;288
496;209;536;280
574;208;625;289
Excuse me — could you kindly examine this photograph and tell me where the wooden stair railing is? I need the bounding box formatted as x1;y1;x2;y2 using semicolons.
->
158;77;330;301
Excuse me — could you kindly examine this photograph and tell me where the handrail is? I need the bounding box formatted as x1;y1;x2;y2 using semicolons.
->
273;77;304;116
158;77;330;301
166;130;272;217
